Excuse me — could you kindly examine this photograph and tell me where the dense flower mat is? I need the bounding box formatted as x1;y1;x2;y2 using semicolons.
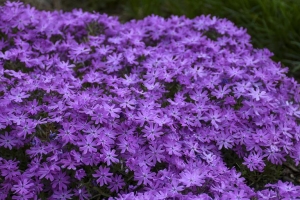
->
0;1;300;199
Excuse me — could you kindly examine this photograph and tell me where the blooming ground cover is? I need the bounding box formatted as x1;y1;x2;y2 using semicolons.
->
0;1;300;199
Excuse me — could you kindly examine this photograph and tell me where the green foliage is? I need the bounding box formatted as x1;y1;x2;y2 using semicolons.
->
62;0;123;15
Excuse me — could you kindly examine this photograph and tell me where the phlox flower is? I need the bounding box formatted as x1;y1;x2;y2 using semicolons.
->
0;159;21;181
108;174;125;193
51;171;70;191
0;2;300;198
58;123;77;146
37;163;58;182
74;169;86;180
73;187;91;200
179;168;204;187
77;134;98;155
134;166;156;186
225;189;250;200
248;87;267;101
263;145;286;165
120;97;136;109
102;148;119;166
103;103;121;118
146;144;165;164
11;192;35;200
16;119;36;138
92;166;113;187
8;88;30;103
90;106;108;124
165;140;182;157
117;135;139;154
215;131;234;150
266;181;300;199
0;131;17;150
142;122;164;141
51;189;73;200
211;85;231;99
243;152;266;172
204;109;222;129
11;177;34;195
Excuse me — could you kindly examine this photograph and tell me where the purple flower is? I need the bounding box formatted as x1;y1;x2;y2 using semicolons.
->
92;166;113;187
226;189;250;200
16;119;36;138
8;88;30;103
102;148;119;166
165;140;182;157
0;2;300;198
37;163;57;181
103;103;121;118
243;152;266;172
142;122;163;141
179;168;204;187
11;192;35;200
108;174;125;193
266;181;300;199
204;109;222;129
248;87;267;101
0;131;17;149
0;159;21;181
74;169;86;180
51;171;70;191
73;187;91;200
134;166;156;186
146;144;165;164
51;189;73;200
58;123;77;146
211;85;231;99
11;177;34;195
77;134;98;155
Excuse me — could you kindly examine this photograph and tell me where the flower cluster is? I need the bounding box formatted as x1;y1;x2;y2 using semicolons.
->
0;1;300;199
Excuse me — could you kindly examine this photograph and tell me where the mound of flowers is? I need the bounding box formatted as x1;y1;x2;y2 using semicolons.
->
0;1;300;199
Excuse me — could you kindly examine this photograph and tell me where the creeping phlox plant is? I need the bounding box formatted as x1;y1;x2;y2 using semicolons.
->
0;1;300;199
